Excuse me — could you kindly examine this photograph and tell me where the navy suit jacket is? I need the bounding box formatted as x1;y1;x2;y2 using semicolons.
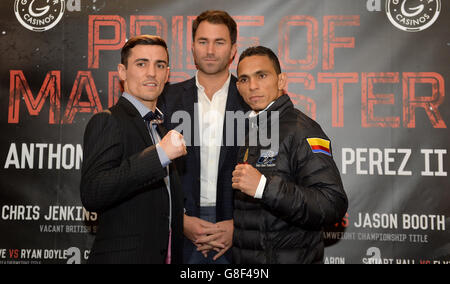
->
158;76;249;222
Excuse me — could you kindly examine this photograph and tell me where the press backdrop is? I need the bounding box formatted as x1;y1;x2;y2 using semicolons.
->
0;0;449;264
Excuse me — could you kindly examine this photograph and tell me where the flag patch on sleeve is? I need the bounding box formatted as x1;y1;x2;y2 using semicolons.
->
307;138;331;156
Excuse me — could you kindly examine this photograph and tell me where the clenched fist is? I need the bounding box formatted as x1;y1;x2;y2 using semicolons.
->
232;164;262;197
159;130;187;160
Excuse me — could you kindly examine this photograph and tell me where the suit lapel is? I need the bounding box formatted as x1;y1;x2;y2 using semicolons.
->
118;97;153;147
218;76;242;171
178;78;201;208
182;78;201;167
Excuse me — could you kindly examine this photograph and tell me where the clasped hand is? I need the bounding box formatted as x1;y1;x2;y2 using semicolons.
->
184;215;233;261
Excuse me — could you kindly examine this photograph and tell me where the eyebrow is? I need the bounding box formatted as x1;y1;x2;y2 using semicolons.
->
238;70;268;79
197;37;227;42
134;58;168;65
155;59;168;65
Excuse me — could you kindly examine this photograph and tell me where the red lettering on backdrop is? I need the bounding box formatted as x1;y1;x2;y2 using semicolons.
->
361;72;400;128
88;15;127;69
318;73;359;127
323;15;360;71
285;72;316;120
171;16;184;70
403;72;446;128
130;15;168;39
64;71;103;123
185;16;197;70
9;70;61;124
233;16;264;68
7;14;446;128
278;15;319;71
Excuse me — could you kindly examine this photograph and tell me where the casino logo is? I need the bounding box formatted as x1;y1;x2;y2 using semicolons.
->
386;0;441;32
14;0;66;32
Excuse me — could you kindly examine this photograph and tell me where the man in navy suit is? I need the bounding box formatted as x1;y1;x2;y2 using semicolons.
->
158;10;249;264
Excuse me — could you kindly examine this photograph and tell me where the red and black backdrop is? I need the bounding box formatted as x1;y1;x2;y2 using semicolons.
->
0;0;448;264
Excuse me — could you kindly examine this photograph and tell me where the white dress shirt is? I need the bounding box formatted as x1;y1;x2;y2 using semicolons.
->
196;72;231;207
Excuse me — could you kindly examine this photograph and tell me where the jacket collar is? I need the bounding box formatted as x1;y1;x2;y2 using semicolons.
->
249;94;293;123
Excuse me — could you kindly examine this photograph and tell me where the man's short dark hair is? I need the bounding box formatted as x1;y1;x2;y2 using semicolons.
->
238;46;282;74
121;35;169;67
192;10;237;45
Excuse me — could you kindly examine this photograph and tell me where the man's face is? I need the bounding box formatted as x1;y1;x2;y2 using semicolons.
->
237;55;286;111
192;21;237;75
118;44;169;108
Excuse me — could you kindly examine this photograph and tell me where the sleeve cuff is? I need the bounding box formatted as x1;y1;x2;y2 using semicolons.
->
254;174;267;199
156;143;171;168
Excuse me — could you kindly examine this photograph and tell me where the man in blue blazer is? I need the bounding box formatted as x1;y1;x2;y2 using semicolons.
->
158;10;249;264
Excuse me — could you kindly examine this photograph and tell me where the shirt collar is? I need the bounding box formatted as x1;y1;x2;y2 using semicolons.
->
195;71;231;97
121;92;164;119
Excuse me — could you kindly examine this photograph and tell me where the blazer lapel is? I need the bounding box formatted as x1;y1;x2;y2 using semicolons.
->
118;97;153;146
218;76;242;171
182;78;200;166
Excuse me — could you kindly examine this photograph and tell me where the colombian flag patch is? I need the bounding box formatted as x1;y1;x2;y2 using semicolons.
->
307;138;332;156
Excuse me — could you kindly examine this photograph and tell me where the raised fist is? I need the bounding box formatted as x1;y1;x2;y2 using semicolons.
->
159;130;187;160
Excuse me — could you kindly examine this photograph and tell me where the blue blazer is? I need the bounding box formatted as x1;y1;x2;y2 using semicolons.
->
158;75;249;222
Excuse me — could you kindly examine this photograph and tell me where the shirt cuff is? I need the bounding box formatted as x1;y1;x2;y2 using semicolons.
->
254;175;267;199
156;143;171;168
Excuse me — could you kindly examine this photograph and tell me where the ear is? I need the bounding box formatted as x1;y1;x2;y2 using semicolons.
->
117;64;127;81
278;73;287;91
236;80;241;92
164;67;170;84
230;43;238;61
